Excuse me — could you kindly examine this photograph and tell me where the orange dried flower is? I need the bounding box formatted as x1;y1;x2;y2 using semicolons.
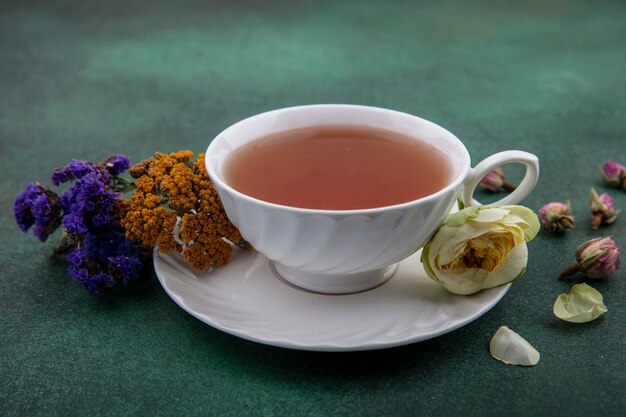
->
121;150;248;270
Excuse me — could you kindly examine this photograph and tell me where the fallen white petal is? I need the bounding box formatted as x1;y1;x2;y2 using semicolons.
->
489;326;540;366
553;283;607;323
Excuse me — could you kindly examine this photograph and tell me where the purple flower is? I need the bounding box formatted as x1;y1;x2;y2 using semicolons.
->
51;159;109;186
601;160;626;188
14;186;36;233
13;183;62;241
67;231;144;292
83;230;144;283
60;172;120;237
68;160;98;178
590;188;620;230
67;247;88;267
538;201;574;232
16;154;145;294
82;230;132;261
560;237;621;279
102;154;131;176
62;213;88;236
50;167;72;186
50;155;134;239
108;255;143;285
68;264;116;293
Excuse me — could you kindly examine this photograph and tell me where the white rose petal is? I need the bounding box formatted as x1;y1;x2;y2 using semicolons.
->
553;283;607;323
489;326;540;366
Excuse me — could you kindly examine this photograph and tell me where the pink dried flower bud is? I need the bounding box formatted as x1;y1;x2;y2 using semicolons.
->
560;236;621;279
479;168;504;192
478;167;516;193
590;188;620;230
538;201;574;232
600;160;626;189
599;193;615;209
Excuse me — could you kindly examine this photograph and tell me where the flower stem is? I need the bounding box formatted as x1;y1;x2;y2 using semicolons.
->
111;176;136;193
52;237;74;257
591;213;602;230
503;182;517;192
559;263;581;278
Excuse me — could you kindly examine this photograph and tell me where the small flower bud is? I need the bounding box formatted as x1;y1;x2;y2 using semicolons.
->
560;236;621;279
590;188;620;230
538;201;574;232
479;167;517;193
600;160;626;189
479;168;504;192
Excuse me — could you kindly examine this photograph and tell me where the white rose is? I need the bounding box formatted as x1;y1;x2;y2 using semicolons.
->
421;205;539;295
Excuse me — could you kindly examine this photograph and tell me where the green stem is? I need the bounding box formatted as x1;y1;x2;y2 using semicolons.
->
457;195;465;210
111;176;136;193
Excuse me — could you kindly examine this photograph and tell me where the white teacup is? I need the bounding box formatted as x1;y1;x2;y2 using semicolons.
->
205;105;538;294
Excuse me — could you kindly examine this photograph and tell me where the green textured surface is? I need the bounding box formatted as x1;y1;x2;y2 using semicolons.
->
1;1;625;416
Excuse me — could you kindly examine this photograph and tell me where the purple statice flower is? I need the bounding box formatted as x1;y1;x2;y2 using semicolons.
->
67;230;145;292
68;263;116;293
16;154;144;294
67;245;114;293
52;154;133;239
82;229;134;261
13;183;62;241
102;154;131;176
62;213;88;236
108;255;144;285
51;159;109;186
50;167;72;186
67;246;88;267
14;186;36;232
60;172;120;238
97;231;144;286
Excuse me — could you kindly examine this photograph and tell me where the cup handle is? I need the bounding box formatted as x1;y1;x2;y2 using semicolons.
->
461;150;539;207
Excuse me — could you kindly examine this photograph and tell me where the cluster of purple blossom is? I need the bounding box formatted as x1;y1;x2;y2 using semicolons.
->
13;155;147;293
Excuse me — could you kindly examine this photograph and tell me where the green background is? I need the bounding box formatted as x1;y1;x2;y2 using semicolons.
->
1;1;624;416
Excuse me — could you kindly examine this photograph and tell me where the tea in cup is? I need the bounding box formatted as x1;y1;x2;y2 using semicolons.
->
205;105;538;294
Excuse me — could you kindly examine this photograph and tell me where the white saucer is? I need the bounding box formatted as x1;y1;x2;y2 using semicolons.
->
154;246;510;352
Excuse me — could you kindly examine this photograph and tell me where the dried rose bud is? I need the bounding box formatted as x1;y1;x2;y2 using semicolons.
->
479;168;504;192
600;160;626;189
478;167;516;193
560;236;620;279
538;201;574;232
590;188;620;230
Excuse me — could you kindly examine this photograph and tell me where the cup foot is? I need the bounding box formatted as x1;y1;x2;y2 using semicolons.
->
270;263;398;295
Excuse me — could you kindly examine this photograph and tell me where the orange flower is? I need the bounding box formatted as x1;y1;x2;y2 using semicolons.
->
121;151;248;269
